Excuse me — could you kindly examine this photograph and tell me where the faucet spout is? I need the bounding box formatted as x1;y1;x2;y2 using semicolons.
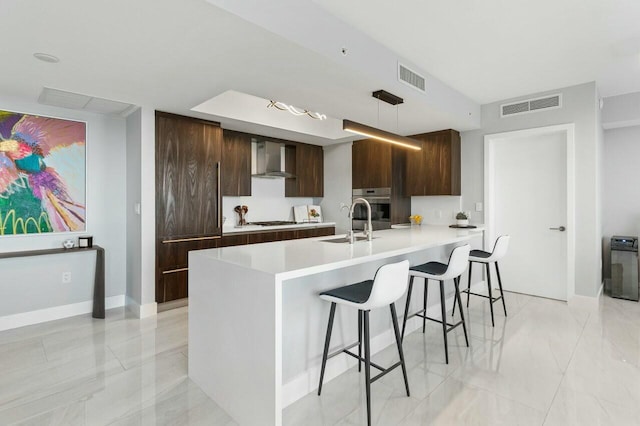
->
349;198;373;243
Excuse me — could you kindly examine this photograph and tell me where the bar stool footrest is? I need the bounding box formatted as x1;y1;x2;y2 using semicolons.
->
411;312;465;333
461;289;503;304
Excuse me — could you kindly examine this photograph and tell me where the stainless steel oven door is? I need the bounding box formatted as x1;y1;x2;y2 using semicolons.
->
352;188;391;230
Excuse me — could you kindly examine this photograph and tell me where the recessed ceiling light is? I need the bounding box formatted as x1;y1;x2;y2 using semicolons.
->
33;53;60;63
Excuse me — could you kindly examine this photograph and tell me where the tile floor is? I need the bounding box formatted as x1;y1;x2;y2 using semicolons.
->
1;292;639;425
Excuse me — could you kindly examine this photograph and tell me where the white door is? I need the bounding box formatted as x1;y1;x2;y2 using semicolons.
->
488;129;569;301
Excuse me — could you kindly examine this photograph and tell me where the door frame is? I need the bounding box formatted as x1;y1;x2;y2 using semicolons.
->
484;123;576;300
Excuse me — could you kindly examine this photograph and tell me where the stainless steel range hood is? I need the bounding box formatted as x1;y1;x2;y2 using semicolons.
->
251;140;295;179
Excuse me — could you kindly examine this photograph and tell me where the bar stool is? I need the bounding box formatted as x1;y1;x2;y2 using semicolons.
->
317;260;411;426
401;245;470;364
453;235;510;327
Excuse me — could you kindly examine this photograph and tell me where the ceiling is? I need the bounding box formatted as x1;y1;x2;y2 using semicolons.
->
1;0;638;144
315;0;640;104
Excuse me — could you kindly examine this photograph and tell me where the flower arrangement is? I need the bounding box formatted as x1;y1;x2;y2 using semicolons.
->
409;215;423;225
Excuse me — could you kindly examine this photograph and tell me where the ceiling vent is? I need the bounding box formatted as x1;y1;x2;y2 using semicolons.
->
501;94;562;117
398;63;426;93
38;87;137;117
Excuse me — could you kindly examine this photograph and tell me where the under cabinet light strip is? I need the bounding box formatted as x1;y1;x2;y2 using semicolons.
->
343;120;421;151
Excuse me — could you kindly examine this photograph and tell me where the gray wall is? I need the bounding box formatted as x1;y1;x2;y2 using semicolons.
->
0;96;127;316
602;125;640;278
126;109;143;307
460;82;602;297
321;142;352;234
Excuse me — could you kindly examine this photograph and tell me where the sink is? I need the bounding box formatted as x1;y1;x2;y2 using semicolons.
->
321;236;377;243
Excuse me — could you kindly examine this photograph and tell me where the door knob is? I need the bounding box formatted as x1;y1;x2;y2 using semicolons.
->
549;226;566;232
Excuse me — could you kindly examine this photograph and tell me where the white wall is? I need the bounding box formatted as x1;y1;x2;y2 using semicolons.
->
460;82;601;297
0;96;127;323
125;109;143;311
321;142;352;234
602;125;640;278
222;178;318;227
410;196;463;225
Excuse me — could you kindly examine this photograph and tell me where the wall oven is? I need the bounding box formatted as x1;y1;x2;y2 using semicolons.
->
352;188;391;231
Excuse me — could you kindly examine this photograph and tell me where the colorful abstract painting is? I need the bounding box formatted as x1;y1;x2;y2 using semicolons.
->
0;110;86;235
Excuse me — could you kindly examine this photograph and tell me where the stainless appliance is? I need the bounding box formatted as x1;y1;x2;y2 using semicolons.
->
251;140;295;179
610;236;639;301
352;188;391;231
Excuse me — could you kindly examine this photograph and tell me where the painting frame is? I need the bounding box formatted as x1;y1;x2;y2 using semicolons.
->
0;106;89;238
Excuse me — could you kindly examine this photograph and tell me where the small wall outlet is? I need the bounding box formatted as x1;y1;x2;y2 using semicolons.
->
62;272;72;284
475;202;483;212
436;210;442;219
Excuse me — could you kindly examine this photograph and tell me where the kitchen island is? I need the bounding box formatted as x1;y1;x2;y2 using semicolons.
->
189;225;484;425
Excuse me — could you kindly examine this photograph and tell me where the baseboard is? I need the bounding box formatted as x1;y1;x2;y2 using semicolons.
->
125;296;158;319
281;281;485;408
0;295;125;332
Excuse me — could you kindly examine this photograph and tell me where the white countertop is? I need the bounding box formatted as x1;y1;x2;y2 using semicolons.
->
193;224;484;280
222;222;336;235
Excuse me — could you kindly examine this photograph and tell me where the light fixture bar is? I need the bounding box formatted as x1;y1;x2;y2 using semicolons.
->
342;120;421;151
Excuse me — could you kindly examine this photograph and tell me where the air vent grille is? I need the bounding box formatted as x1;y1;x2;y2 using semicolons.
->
501;94;562;117
398;63;426;92
38;87;137;117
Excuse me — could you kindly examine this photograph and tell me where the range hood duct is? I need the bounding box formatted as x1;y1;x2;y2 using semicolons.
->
251;140;295;179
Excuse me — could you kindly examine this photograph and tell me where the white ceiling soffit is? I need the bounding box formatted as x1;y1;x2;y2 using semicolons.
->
39;87;137;116
204;0;481;129
192;90;348;140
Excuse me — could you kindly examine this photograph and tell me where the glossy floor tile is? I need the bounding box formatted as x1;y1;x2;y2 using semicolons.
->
2;292;640;425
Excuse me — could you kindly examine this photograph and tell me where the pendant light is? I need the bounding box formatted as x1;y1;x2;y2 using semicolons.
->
343;90;421;151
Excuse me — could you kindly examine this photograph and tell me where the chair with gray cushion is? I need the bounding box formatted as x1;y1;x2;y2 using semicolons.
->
401;245;470;364
453;235;510;326
317;260;411;426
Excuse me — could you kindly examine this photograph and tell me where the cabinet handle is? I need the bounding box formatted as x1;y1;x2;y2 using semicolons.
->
162;235;221;244
162;267;188;275
217;161;222;229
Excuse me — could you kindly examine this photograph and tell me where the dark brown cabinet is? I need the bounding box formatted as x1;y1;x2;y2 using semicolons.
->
285;142;324;197
405;129;461;196
155;112;223;304
221;226;334;247
222;129;252;196
352;140;392;189
352;139;410;225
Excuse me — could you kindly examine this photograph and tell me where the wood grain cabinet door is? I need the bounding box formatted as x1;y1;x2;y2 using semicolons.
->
352;139;392;189
155;112;223;303
405;129;461;196
285;142;324;197
222;129;252;196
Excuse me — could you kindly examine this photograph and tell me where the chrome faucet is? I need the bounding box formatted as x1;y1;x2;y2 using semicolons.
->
347;198;373;243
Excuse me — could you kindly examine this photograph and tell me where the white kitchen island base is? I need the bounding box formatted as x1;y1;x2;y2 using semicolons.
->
189;225;483;425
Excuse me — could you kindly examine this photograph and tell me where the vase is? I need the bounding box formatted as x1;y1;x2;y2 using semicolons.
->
457;219;469;227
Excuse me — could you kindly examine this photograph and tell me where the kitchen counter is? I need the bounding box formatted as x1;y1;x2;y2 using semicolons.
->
222;221;335;235
189;225;484;425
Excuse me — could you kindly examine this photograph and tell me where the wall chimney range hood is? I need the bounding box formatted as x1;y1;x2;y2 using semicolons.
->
251;140;295;179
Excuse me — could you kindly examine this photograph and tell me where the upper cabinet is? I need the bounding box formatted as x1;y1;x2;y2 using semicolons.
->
285;142;324;197
352;139;392;189
222;129;252;196
405;129;461;196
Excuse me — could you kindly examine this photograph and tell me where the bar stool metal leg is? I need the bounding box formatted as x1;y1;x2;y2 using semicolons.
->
401;276;415;342
390;303;410;397
467;262;473;307
495;262;507;316
439;280;449;364
363;310;372;426
358;310;363;372
422;279;428;333
318;303;337;395
485;263;495;327
454;276;469;347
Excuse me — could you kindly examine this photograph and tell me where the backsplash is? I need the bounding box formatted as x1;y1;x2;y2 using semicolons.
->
223;177;319;226
410;196;465;225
